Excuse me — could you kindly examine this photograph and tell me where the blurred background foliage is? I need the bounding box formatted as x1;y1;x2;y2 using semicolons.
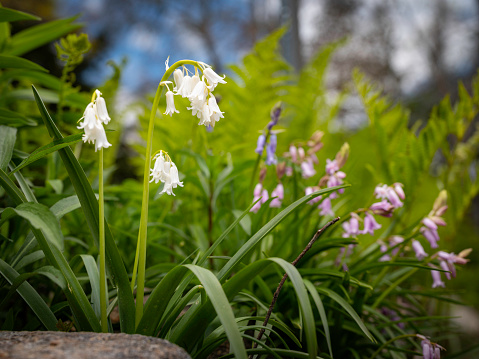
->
1;0;479;357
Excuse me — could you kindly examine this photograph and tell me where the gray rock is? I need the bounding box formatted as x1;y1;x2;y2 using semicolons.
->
0;331;191;359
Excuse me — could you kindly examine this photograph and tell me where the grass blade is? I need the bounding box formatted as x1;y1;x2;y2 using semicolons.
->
10;133;83;174
0;258;57;331
0;125;16;171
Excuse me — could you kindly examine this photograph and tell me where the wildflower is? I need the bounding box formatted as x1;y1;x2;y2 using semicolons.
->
326;159;339;175
370;200;395;217
420;224;440;248
94;90;111;124
250;183;269;213
374;183;405;207
289;145;298;163
255;135;266;155
342;214;360;237
173;68;184;91
208;96;224;126
379;235;404;261
189;80;207;103
265;134;277;165
412;240;428;260
267;105;281;130
318;197;334;216
150;152;183;196
420;191;448;248
417;335;445;359
305;186;322;205
270;183;284;208
301;159;316;178
360;212;381;235
77;91;112;152
164;90;179;116
202;67;226;89
431;268;445;288
437;250;470;279
387;187;403;207
177;75;193;97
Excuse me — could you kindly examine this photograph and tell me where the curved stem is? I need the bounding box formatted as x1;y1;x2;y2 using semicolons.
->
369;334;419;359
99;148;108;332
133;59;201;327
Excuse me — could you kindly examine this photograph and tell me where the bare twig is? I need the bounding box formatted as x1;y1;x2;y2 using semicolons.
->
249;217;340;356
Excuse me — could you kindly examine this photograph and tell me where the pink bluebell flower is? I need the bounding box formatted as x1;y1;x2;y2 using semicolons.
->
417;335;444;359
360;212;381;235
412;240;428;260
270;183;284;208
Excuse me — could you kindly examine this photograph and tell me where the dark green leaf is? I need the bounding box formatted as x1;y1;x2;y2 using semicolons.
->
0;7;40;22
0;125;16;171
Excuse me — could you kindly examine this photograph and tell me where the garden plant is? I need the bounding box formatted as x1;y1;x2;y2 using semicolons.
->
0;6;478;359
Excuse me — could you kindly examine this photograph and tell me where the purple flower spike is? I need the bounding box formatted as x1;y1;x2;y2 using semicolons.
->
265;144;277;166
250;183;263;213
360;212;382;235
267;106;282;130
342;215;360;237
255;135;266;155
412;240;428;260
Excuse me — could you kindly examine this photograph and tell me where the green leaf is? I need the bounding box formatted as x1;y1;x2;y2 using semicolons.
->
0;258;57;331
0;7;40;22
32;86;135;333
5;16;82;57
80;255;101;320
2;203;63;251
184;264;247;359
0;167;100;332
0;125;16;171
316;286;376;343
0;108;36;127
0;54;47;72
10;133;83;174
50;195;84;219
217;185;349;282
304;280;333;358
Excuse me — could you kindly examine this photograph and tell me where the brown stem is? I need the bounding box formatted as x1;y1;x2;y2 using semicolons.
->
249;217;340;356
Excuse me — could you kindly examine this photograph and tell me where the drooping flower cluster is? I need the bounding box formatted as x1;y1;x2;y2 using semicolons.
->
430;249;471;288
149;151;184;196
417;334;445;359
77;89;112;152
370;183;405;217
251;183;269;213
166;62;226;128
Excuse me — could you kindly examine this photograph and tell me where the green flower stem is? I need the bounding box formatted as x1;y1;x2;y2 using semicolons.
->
369;333;419;359
99;148;108;332
134;59;200;327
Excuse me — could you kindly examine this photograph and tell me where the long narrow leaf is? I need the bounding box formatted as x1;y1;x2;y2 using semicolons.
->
0;258;57;331
0;125;16;171
10;133;83;174
316;286;375;343
32;86;135;333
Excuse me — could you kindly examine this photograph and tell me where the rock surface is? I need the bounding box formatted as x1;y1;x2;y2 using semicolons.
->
0;331;191;359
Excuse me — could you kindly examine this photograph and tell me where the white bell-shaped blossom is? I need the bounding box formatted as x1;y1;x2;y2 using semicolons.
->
173;69;184;92
189;80;207;103
208;96;224;126
150;153;184;196
78;97;111;152
203;67;226;89
94;90;111;124
81;122;111;152
164;90;179;116
176;75;192;97
197;102;211;127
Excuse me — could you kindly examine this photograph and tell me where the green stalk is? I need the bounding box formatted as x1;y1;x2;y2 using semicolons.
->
99;148;108;332
134;59;200;327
